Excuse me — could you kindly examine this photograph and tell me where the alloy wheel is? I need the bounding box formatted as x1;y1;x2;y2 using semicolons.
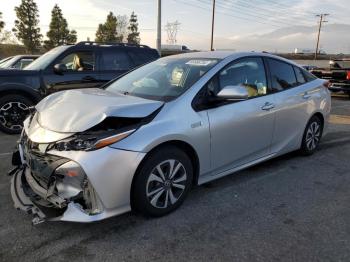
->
146;159;187;209
305;121;321;151
0;101;29;131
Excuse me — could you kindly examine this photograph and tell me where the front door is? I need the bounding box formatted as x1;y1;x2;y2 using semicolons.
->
43;50;101;94
205;57;276;174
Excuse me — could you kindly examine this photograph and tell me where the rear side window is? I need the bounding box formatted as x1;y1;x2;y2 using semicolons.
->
100;51;133;70
267;58;297;91
302;69;317;82
128;51;158;66
294;66;306;84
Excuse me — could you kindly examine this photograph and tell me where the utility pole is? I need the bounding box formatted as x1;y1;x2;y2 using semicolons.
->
314;13;329;60
156;0;162;55
210;0;216;51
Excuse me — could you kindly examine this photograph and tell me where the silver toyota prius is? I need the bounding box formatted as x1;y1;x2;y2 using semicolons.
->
10;51;331;224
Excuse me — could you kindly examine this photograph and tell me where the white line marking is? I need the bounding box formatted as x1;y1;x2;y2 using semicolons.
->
0;152;12;157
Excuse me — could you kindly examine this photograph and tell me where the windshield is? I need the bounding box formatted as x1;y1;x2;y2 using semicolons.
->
25;46;69;70
0;56;17;68
106;57;220;101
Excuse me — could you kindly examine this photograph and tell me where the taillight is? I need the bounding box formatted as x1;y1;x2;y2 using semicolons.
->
347;71;350;80
323;81;331;88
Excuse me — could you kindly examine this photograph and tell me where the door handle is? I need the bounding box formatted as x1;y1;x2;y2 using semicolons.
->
302;92;311;99
261;102;275;111
82;76;96;81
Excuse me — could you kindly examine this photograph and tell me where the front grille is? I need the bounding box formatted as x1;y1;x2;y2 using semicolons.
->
20;135;70;189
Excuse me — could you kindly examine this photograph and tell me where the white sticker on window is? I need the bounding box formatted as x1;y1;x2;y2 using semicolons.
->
186;60;213;66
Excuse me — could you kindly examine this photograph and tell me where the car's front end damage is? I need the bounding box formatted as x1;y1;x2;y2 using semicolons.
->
9;88;163;224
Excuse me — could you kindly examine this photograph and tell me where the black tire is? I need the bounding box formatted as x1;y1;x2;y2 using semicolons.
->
300;115;323;156
0;94;33;134
132;145;193;217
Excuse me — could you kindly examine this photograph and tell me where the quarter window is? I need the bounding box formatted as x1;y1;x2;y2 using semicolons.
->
294;66;306;84
267;59;297;91
216;57;268;98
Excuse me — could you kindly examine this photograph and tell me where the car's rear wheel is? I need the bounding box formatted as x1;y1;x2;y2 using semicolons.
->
300;115;323;155
0;94;33;134
132;146;193;217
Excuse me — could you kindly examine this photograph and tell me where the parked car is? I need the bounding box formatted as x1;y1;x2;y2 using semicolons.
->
301;64;319;71
311;59;350;98
0;41;159;134
10;51;331;224
0;56;14;66
0;55;39;69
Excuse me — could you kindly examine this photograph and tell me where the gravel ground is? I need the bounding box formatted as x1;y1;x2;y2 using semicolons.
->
0;95;349;262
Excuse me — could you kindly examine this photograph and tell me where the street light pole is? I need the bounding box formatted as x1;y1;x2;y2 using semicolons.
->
210;0;216;51
157;0;162;55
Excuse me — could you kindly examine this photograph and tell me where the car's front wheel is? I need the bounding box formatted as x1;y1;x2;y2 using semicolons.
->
132;146;193;217
300;115;323;155
0;94;33;134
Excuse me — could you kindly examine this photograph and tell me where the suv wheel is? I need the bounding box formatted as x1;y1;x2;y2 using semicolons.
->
132;146;193;217
300;115;323;155
0;94;33;134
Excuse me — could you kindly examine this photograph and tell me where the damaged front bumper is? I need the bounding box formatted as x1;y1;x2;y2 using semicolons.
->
10;139;145;224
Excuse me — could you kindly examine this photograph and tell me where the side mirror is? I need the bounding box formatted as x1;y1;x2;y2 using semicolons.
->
216;85;249;101
54;63;67;75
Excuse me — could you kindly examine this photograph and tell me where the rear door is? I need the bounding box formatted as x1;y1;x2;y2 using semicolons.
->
204;57;276;173
265;58;316;153
98;49;135;85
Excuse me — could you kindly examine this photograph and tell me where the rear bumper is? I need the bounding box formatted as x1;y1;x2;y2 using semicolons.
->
328;83;350;92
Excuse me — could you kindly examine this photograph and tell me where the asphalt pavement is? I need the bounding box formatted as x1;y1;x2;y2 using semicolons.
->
0;95;349;262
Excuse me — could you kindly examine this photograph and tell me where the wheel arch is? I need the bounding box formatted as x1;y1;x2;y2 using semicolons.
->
0;85;41;104
130;140;201;205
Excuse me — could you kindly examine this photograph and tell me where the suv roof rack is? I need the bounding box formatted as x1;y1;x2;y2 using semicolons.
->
76;41;150;48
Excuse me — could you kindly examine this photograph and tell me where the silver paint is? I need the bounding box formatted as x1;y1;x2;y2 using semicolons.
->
13;51;331;223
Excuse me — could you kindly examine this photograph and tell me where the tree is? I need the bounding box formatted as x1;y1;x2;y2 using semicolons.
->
0;30;19;44
116;15;128;42
95;12;126;42
44;4;77;49
12;0;42;53
127;12;140;44
0;11;5;33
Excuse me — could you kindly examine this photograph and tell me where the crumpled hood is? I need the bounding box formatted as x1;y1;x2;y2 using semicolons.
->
35;88;164;133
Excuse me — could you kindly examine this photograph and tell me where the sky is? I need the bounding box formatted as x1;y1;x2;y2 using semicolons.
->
1;0;350;53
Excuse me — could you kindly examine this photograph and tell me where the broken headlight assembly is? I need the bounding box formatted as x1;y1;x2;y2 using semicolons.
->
53;129;136;151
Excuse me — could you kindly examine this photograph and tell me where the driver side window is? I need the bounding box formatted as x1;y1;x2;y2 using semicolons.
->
211;57;267;98
58;51;95;71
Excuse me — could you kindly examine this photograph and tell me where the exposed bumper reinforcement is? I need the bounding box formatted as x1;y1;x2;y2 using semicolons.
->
11;169;47;225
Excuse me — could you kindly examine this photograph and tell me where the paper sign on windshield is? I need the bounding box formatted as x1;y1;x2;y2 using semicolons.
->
186;60;213;66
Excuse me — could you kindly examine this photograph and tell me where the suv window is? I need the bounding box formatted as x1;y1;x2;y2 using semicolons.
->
212;57;268;98
128;51;158;66
267;58;297;91
59;51;95;71
101;51;133;70
294;66;306;84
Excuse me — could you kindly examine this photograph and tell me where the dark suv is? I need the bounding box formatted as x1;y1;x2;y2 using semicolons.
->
0;41;160;134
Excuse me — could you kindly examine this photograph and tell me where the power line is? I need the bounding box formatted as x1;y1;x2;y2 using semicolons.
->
218;0;317;25
173;0;286;29
198;0;299;27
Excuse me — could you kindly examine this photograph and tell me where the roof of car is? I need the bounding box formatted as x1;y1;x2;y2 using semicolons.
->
170;51;299;66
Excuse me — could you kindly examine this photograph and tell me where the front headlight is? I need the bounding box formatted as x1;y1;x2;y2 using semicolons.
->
53;129;135;151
